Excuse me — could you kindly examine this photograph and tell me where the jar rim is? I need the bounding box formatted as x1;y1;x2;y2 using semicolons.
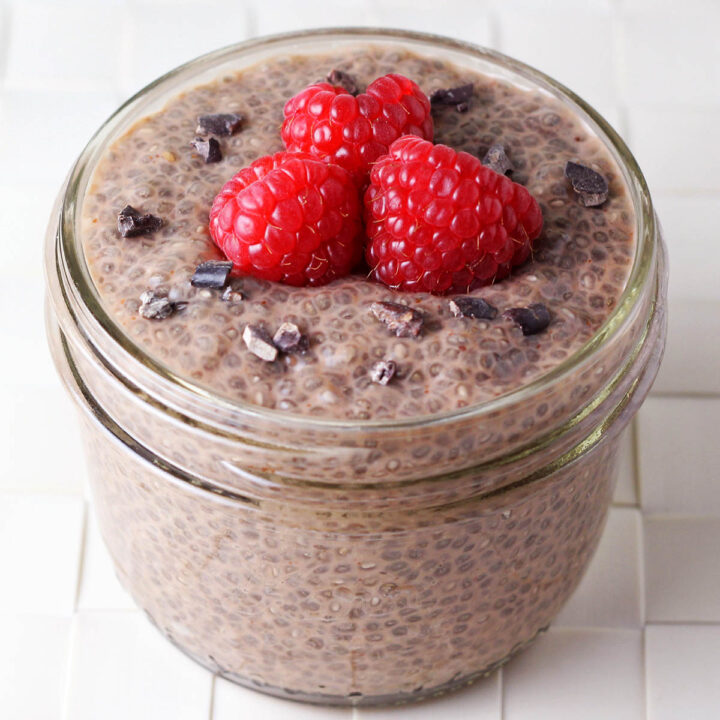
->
53;27;658;434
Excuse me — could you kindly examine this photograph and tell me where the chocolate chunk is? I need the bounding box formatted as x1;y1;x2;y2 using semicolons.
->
369;301;424;338
117;205;163;238
190;136;222;163
191;260;233;289
221;286;244;303
243;324;278;362
430;83;474;111
482;143;514;175
138;290;175;320
273;322;308;353
449;296;498;320
564;161;609;207
326;68;359;95
370;360;397;386
195;113;244;137
505;303;552;336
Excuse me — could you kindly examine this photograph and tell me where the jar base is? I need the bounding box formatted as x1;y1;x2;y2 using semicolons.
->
151;612;549;707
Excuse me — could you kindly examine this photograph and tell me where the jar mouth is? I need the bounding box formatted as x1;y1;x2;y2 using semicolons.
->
53;27;658;434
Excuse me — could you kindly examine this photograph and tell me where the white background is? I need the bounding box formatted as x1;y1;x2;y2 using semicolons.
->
1;0;719;718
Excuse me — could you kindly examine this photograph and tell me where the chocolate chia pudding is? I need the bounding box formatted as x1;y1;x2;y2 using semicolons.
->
80;47;634;419
45;31;667;706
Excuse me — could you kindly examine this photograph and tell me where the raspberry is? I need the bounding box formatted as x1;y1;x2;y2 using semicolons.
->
364;136;543;294
209;151;364;286
281;74;433;180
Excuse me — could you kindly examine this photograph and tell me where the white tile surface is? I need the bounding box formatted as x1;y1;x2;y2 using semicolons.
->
130;0;218;5
0;383;87;493
654;194;720;302
0;187;68;388
77;510;136;610
613;423;638;505
645;625;720;720
503;628;644;720
555;508;643;628
213;678;354;720
65;610;214;720
121;2;251;96
0;89;120;188
1;1;719;717
593;103;626;140
497;7;617;111
620;0;718;9
651;299;720;395
0;6;7;80
0;614;72;720
492;0;613;10
638;397;720;515
0;182;59;279
628;107;720;194
620;9;720;107
358;673;500;720
253;0;376;37
366;1;493;46
0;295;58;394
0;494;84;613
0;275;46;350
644;517;720;623
130;0;205;5
5;2;122;92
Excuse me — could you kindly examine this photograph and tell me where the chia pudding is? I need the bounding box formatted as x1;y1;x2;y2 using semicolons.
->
46;31;667;706
81;47;634;419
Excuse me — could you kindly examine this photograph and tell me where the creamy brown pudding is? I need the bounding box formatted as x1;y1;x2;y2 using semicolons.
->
81;46;634;420
45;32;666;707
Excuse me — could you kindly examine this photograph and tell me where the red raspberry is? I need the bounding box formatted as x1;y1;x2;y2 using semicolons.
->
364;136;544;294
281;74;433;180
209;151;364;286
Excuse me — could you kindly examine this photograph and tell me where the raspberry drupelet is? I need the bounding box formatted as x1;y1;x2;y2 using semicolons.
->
364;136;544;294
209;151;364;286
281;73;433;181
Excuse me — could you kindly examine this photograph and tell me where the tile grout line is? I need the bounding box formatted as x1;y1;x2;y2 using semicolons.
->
615;101;630;147
652;187;720;200
609;0;632;145
0;0;11;88
637;495;647;626
641;625;648;720
609;0;628;138
117;2;134;101
650;390;720;399
60;611;80;720
0;488;87;498
620;98;720;112
244;1;260;39
114;0;131;104
485;7;501;51
642;513;720;521
630;418;642;511
73;500;89;611
208;674;216;720
610;0;626;108
644;620;720;627
498;666;505;720
546;625;648;635
72;607;140;615
612;500;641;509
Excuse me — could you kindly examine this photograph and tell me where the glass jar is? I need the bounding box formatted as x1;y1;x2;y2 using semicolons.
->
44;29;667;706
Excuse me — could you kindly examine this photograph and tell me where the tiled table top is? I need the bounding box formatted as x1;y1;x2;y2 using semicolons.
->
1;1;719;718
